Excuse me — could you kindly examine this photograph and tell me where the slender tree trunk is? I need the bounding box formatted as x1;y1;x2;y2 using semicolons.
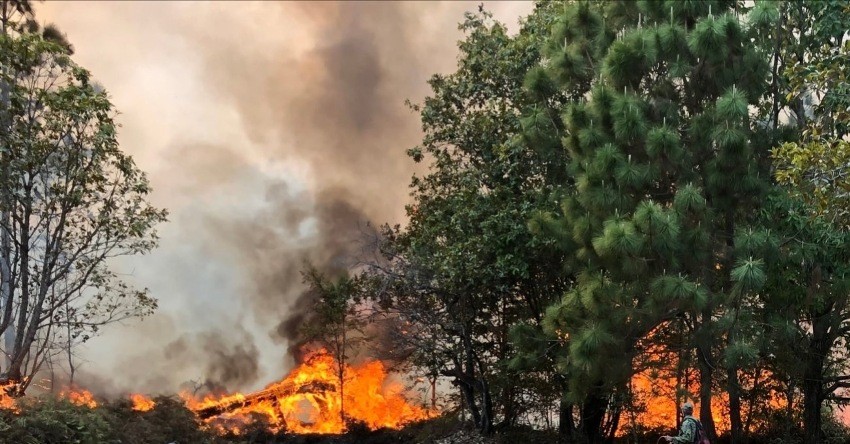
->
0;16;13;376
0;219;11;373
7;197;33;384
479;377;493;435
557;373;575;443
430;375;437;410
785;378;795;440
66;298;75;385
459;380;482;428
770;3;785;132
339;328;346;426
604;403;621;444
743;369;761;435
802;316;828;444
501;380;515;427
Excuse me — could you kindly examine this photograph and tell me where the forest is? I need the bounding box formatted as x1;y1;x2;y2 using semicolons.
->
2;1;850;444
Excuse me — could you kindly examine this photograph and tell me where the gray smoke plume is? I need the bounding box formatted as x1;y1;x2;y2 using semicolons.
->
35;1;534;395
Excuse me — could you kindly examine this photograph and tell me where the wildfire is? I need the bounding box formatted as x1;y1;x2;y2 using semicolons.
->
184;349;433;434
617;329;788;437
620;369;729;434
59;387;98;408
130;393;156;412
0;381;18;410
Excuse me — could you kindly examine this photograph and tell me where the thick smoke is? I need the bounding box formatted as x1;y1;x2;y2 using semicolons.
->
165;332;259;391
34;1;534;395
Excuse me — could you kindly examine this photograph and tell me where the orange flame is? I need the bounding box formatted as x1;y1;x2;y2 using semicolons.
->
617;332;788;437
0;381;18;411
185;349;434;434
130;393;156;412
58;387;98;408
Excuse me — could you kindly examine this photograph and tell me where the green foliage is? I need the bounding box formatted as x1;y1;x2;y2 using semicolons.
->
767;1;850;228
0;397;111;444
0;396;231;444
101;397;221;444
524;1;776;411
773;138;850;229
364;2;579;433
730;258;766;293
0;28;167;386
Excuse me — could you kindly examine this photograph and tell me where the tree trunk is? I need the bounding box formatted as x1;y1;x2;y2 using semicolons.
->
459;380;482;428
785;379;796;441
580;387;608;444
802;372;822;444
0;41;13;376
802;316;828;444
559;398;575;443
604;403;621;443
7;199;33;386
479;377;493;435
501;381;516;427
430;375;437;410
0;227;11;373
697;343;717;440
339;329;346;426
727;366;743;443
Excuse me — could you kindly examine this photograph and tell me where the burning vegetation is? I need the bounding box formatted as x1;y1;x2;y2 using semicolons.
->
131;393;156;412
183;349;432;434
59;387;99;409
0;349;431;438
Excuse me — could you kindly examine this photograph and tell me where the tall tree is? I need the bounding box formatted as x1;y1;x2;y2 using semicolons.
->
751;193;850;444
524;1;776;441
0;0;73;371
0;11;166;393
766;3;850;442
366;3;572;436
300;267;367;428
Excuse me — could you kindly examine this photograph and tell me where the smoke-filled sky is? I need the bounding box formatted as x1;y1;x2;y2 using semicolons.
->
35;1;534;395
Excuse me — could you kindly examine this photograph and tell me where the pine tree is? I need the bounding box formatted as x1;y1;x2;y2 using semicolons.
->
524;1;777;441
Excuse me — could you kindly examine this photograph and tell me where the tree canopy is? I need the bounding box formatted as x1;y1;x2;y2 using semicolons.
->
355;1;850;443
0;1;167;393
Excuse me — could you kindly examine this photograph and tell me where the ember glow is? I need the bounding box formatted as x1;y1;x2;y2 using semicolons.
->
184;349;433;434
130;393;156;412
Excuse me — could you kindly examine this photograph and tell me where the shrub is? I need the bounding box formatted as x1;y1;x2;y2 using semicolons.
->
100;396;223;444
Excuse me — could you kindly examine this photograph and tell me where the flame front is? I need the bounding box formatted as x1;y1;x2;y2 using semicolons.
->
617;331;788;436
0;381;18;411
186;349;433;434
130;393;156;412
59;387;98;408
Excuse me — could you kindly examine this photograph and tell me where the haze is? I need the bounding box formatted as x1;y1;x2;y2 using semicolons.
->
35;1;534;395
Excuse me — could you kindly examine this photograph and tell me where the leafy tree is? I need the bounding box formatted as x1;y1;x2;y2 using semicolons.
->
750;193;850;444
366;3;572;436
0;5;167;392
770;0;850;228
763;3;850;442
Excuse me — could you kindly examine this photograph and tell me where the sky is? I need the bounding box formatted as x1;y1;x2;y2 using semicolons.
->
35;1;535;396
